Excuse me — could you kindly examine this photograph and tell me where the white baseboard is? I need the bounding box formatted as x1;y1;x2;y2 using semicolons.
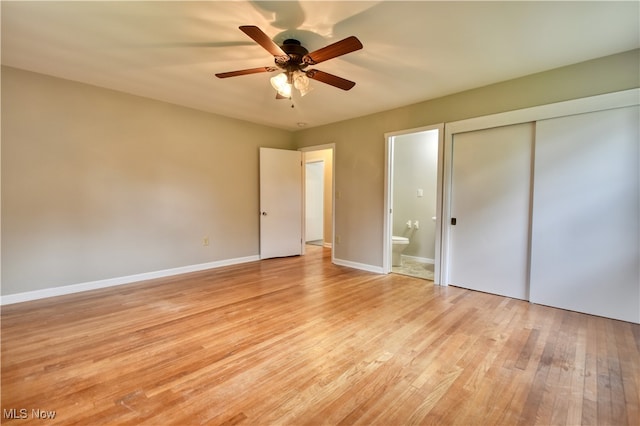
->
0;255;260;306
401;255;435;264
333;258;384;274
323;242;333;249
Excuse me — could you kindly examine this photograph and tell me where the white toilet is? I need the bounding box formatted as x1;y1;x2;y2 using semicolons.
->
392;236;410;266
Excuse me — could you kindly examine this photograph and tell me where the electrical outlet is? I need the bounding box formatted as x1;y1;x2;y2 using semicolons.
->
203;237;210;246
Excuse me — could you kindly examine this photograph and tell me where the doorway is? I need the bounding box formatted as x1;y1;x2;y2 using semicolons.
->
301;145;335;258
305;160;324;246
384;125;444;282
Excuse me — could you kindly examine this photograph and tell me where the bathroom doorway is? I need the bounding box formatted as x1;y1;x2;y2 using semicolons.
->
301;145;335;257
384;125;444;282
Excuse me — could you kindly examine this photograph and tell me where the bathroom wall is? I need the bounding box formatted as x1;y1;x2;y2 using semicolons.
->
392;130;439;261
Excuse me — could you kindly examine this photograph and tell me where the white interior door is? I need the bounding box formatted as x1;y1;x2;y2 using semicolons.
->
448;123;534;300
260;147;302;259
530;106;639;323
305;161;324;242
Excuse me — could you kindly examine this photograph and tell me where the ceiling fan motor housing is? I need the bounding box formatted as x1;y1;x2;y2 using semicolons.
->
276;39;309;77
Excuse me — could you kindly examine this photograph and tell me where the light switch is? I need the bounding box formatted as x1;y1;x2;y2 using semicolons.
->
417;188;424;197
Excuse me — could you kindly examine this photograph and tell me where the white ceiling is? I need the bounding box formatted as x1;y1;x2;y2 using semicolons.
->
2;1;638;130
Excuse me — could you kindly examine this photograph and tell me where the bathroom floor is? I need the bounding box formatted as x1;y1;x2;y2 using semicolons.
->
392;258;434;281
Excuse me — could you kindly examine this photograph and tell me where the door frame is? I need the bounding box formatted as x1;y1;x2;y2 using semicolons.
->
299;143;336;262
384;124;445;283
440;88;639;286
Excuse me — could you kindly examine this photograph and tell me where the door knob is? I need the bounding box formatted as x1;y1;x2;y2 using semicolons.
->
261;211;267;216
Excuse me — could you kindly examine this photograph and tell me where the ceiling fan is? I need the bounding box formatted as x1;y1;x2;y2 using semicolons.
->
215;26;363;98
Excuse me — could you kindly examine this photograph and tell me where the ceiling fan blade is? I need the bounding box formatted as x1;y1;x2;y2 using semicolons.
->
239;25;287;58
306;69;356;91
215;66;278;79
303;36;363;65
146;41;255;49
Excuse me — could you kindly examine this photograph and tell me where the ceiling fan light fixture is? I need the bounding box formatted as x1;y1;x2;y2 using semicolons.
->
270;72;292;98
293;71;313;97
271;70;314;98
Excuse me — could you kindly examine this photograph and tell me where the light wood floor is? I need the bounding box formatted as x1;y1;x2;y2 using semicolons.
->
2;246;639;425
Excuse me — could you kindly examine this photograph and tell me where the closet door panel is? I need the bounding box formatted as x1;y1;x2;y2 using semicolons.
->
449;123;534;300
530;106;639;323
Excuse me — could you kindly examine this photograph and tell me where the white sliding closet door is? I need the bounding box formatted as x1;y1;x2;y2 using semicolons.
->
530;106;639;323
448;123;534;300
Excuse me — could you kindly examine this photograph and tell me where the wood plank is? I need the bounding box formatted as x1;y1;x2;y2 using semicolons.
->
582;316;600;425
1;246;638;425
616;321;640;425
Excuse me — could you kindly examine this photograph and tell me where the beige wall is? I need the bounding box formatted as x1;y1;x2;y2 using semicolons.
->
2;49;638;296
393;130;439;261
293;49;640;268
1;66;293;295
